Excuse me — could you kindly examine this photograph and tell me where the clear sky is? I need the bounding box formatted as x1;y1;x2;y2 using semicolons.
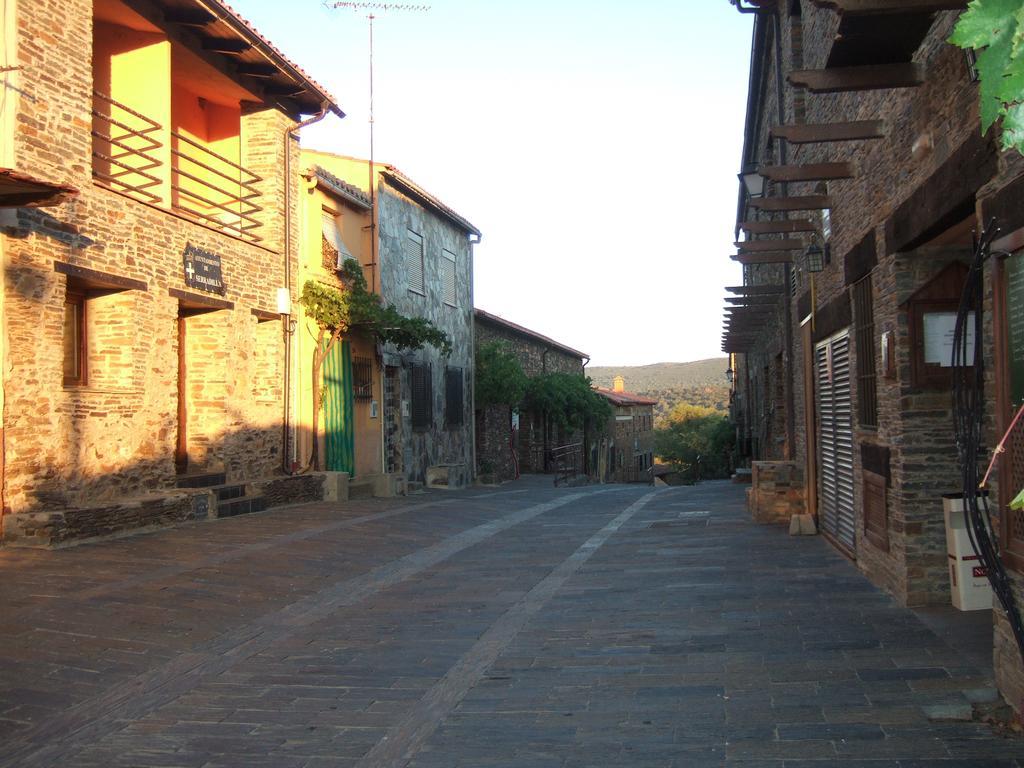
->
232;0;754;367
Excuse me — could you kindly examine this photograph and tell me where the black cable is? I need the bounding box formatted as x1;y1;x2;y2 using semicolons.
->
952;218;1024;664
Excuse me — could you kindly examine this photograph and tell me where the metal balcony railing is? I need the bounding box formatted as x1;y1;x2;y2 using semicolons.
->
551;442;583;487
170;131;263;243
91;91;264;243
91;91;163;204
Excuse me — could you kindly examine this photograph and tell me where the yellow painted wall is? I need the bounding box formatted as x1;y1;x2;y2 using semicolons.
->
170;83;242;224
92;21;171;204
295;161;382;478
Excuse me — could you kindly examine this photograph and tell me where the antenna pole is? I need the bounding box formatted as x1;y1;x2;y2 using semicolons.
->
326;1;430;294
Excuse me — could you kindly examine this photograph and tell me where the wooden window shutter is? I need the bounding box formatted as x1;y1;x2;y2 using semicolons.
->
445;367;464;427
411;363;432;429
863;470;889;551
441;249;457;306
405;230;424;294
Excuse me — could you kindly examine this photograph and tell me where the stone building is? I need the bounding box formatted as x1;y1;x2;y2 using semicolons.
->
301;151;481;490
0;0;342;545
473;308;587;481
595;377;656;484
294;161;383;490
724;1;1024;713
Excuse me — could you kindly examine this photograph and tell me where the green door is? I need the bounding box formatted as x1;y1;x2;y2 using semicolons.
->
324;339;355;474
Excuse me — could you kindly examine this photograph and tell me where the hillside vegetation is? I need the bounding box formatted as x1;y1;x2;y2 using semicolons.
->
589;358;730;423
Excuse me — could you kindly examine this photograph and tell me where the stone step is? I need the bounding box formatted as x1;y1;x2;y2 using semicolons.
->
216;495;268;519
175;471;227;489
406;481;424;494
349;480;375;501
211;483;246;502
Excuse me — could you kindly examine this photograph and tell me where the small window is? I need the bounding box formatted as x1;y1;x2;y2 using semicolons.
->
410;363;432;430
353;357;373;399
445;367;464;427
63;291;86;386
405;230;425;295
321;210;355;270
441;249;457;306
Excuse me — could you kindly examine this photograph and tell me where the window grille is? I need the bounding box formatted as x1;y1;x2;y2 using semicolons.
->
405;230;424;294
441;249;457;306
63;291;86;386
353;357;373;399
410;363;432;429
853;275;878;428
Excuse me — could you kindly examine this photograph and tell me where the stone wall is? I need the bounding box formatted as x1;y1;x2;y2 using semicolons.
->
376;180;475;485
749;461;804;525
0;0;303;538
473;313;585;480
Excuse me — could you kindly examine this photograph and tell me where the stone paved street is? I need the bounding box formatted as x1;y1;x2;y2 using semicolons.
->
1;478;1021;767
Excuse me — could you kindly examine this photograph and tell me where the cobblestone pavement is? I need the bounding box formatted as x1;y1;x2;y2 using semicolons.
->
1;478;1021;767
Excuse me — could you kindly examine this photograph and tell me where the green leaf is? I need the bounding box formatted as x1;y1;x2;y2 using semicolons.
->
1011;484;1024;510
950;0;1024;153
949;0;1021;50
1001;101;1024;153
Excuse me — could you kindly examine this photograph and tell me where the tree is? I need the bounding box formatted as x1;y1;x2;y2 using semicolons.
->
655;405;734;480
475;342;528;408
523;373;612;435
298;261;451;470
949;0;1024;155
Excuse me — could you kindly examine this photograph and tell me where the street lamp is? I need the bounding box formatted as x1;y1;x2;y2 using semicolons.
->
804;242;825;273
738;164;765;199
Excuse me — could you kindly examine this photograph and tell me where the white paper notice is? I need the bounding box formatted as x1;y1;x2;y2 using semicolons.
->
924;311;974;367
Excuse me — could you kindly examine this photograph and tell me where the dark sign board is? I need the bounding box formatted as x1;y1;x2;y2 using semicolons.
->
183;243;225;295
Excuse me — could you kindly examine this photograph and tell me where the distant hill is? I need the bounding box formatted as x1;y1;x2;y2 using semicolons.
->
588;358;730;423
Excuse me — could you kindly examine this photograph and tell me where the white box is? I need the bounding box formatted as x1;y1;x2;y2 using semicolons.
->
942;494;993;611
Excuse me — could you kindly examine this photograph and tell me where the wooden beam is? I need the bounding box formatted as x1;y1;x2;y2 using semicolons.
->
736;238;805;252
165;9;217;26
263;83;306;96
731;252;795;265
202;38;252;54
725;285;786;295
789;63;924;93
726;295;781;305
810;0;967;15
759;162;855;183
749;195;831;212
733;252;794;268
236;63;280;78
740;220;816;234
772;120;885;144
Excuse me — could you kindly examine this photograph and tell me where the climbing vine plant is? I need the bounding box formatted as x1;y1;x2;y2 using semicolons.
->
298;261;451;470
949;0;1024;155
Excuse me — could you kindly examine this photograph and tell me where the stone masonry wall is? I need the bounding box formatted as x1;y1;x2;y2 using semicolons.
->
474;315;584;480
1;0;300;530
376;182;475;485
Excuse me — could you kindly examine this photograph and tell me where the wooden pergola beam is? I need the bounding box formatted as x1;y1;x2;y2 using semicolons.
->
759;162;855;183
725;284;786;295
730;252;796;265
749;195;831;212
726;295;781;305
772;120;886;144
789;63;924;93
810;0;966;14
740;220;817;234
731;252;796;264
736;238;805;253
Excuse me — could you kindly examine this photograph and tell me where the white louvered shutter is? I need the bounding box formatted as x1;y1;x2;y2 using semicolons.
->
405;231;424;294
441;249;456;306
